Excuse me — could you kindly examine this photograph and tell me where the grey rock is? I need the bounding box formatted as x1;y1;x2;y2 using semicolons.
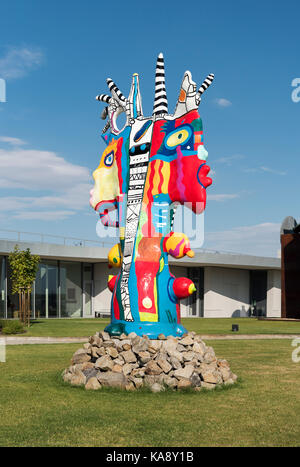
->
100;331;111;341
162;375;177;388
95;355;114;371
174;365;194;381
201;370;222;384
83;368;98;381
183;351;195;362
150;383;164;392
177;379;192;389
70;370;86;386
203;352;216;364
129;376;143;389
193;342;206;355
85;377;101;390
106;346;119;358
112;364;123;373
190;372;202;387
121;350;137;363
180;336;194;346
114;357;124;366
122;363;135;375
71;349;91;365
156;359;172;374
162;339;177;354
138;351;151;364
176;344;186;352
167;349;184;363
132;339;149;354
127;332;137;339
170;356;182;370
145;360;163;375
97;371;127;388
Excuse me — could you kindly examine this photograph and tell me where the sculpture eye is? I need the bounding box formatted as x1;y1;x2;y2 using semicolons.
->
104;151;114;166
165;127;192;149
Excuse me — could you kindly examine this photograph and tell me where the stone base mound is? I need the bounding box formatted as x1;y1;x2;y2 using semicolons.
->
63;331;237;392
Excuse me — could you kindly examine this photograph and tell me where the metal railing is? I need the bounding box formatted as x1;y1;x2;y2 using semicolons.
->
0;228;116;248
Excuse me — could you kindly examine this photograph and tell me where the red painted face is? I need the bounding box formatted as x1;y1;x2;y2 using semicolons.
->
149;109;212;212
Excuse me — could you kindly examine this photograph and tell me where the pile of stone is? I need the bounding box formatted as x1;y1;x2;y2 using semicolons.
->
62;331;237;392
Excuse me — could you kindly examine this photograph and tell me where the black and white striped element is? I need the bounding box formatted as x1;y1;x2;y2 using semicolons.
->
198;73;214;96
106;78;126;102
95;94;112;104
152;53;168;116
102;120;110;134
120;150;150;321
170;205;177;231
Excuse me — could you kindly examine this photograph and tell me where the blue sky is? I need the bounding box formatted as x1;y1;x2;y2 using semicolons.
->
0;0;299;256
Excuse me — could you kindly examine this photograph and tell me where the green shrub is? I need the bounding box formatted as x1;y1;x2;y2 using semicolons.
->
1;320;25;335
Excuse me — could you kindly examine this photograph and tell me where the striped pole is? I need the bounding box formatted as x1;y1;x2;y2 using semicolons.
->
153;53;168;116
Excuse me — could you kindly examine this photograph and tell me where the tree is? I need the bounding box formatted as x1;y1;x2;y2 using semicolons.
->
8;246;40;326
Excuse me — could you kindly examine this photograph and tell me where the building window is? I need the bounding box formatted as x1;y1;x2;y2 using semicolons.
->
0;256;5;319
188;268;204;317
35;261;59;318
250;270;267;317
60;261;82;318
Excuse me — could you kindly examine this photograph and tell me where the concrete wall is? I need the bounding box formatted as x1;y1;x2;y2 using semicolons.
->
204;267;250;318
267;269;281;317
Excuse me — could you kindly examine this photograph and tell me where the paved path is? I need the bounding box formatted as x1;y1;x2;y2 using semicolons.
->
3;334;300;345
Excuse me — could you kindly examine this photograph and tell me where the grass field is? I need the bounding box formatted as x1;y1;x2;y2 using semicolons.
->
1;339;300;446
8;317;300;337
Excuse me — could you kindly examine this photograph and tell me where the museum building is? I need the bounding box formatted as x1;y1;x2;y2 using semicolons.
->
0;238;281;320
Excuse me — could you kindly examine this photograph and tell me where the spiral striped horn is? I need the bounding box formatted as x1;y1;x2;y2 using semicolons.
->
106;78;126;102
95;94;112;104
196;73;214;105
152;53;168;116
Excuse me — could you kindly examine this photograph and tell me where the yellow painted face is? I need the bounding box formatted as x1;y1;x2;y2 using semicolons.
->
90;140;120;210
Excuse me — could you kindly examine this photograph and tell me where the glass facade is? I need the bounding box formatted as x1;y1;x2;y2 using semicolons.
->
2;257;93;319
61;261;82;318
188;267;204;317
0;256;5;319
35;260;59;318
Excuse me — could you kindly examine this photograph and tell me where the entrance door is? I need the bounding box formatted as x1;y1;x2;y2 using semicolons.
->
83;281;93;317
188;268;204;317
250;270;267;317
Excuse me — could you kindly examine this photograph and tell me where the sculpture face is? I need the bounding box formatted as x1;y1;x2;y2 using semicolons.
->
148;110;212;213
92;54;214;338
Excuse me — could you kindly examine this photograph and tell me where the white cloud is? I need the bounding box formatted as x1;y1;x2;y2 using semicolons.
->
207;193;239;202
203;222;280;257
243;166;287;176
0;46;44;80
0;147;91;191
0;140;93;221
215;154;245;165
0;136;26;146
214;98;232;107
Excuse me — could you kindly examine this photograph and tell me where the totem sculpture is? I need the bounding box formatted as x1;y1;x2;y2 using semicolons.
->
90;54;214;338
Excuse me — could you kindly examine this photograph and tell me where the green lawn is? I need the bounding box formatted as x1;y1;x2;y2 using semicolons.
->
0;339;300;446
9;317;300;337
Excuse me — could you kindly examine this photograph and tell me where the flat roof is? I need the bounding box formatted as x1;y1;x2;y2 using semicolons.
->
0;239;281;270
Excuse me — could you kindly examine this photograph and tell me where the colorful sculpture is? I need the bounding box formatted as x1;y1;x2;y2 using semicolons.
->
90;54;214;338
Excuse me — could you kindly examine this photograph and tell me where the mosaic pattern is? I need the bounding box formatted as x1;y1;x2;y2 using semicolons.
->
90;54;214;338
